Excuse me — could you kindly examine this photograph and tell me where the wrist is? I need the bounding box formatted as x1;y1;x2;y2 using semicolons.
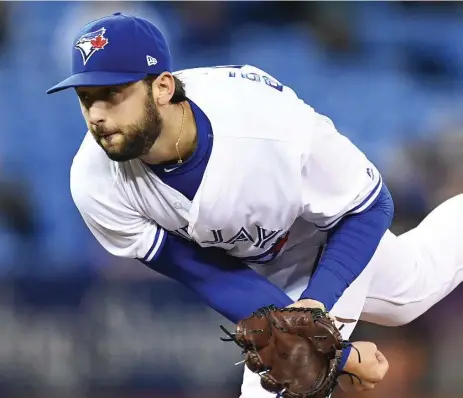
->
340;344;352;370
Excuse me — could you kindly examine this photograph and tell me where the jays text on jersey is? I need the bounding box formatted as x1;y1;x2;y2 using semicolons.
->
70;65;384;298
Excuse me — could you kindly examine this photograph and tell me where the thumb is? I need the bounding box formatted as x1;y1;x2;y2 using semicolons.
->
375;350;389;372
375;350;387;363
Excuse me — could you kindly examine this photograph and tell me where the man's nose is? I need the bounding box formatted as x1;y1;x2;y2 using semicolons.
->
88;102;108;126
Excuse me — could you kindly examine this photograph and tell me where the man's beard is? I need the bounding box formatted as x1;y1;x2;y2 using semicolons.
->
94;94;163;162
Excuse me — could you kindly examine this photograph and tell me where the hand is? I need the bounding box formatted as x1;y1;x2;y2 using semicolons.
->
338;341;389;393
286;300;341;323
286;299;326;311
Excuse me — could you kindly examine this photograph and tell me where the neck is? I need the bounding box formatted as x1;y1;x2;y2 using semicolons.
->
140;101;197;165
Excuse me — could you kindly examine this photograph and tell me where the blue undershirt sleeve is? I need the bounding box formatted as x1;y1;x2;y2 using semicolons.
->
299;183;394;310
140;234;293;324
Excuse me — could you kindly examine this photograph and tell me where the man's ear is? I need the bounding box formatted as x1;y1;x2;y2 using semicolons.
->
154;72;175;106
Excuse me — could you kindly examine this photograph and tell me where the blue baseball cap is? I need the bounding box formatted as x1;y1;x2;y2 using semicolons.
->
47;12;172;94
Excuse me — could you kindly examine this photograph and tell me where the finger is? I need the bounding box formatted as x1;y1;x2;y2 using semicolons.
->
364;383;376;391
355;381;375;391
375;350;387;364
338;375;375;391
339;373;375;388
375;350;390;372
370;353;389;382
339;379;373;393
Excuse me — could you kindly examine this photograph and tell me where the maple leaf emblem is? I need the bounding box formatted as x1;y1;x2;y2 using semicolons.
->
90;35;108;49
75;27;109;65
271;231;290;254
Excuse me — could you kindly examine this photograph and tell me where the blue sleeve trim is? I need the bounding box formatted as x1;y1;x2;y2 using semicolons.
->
340;345;352;370
140;227;167;262
316;175;383;231
140;233;293;323
300;183;394;310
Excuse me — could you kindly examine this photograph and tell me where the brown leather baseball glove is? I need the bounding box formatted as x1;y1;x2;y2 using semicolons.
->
220;305;350;398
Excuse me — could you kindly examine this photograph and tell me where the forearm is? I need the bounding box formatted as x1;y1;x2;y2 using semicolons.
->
140;233;293;323
300;183;394;310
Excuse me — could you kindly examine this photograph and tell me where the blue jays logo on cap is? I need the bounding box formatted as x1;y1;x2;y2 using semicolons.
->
75;27;109;65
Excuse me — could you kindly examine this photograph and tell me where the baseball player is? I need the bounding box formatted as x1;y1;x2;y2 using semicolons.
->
47;13;463;397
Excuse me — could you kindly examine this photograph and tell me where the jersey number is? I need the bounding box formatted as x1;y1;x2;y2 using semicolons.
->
214;66;283;92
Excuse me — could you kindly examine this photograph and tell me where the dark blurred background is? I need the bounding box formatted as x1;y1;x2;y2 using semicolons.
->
0;1;462;397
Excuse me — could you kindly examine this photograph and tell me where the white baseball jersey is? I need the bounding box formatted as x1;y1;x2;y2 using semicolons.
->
70;65;382;296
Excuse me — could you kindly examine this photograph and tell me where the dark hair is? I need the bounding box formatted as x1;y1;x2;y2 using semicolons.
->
144;74;187;104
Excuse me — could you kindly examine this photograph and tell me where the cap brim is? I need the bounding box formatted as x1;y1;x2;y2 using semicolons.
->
46;71;148;94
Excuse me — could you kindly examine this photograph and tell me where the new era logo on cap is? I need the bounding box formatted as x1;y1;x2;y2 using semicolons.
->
146;55;158;66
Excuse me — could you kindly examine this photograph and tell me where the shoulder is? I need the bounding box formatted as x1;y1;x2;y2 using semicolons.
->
70;134;165;260
175;65;305;113
175;65;319;146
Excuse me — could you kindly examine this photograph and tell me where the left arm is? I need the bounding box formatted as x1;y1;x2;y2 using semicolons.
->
299;186;393;370
288;111;394;372
296;112;394;311
300;183;394;310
